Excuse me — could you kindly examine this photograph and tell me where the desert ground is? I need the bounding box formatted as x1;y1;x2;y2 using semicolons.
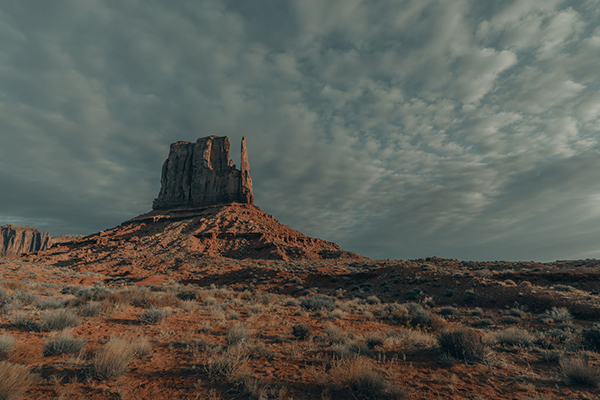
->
0;254;600;399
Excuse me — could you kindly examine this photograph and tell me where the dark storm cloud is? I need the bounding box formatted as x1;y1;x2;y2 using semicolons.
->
0;0;599;261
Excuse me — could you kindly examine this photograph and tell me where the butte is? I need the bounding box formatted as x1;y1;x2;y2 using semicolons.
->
25;136;364;275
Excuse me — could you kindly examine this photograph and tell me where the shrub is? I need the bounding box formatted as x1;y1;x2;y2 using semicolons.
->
560;357;600;387
439;307;456;316
582;324;600;352
443;289;455;297
494;327;533;347
300;295;335;311
226;323;250;346
328;308;346;320
331;342;373;359
205;346;249;382
0;335;15;360
0;361;37;400
131;336;152;358
37;309;81;331
92;337;133;380
365;296;380;305
77;301;103;317
292;324;311;340
463;290;478;304
138;307;171;324
326;357;406;399
545;307;572;323
437;328;485;362
36;297;65;310
499;316;519;325
365;333;385;349
44;329;85;356
10;312;32;330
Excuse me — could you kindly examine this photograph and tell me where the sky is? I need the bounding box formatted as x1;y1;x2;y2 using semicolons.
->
1;0;599;262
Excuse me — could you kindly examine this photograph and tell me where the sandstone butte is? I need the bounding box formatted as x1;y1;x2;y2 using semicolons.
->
24;136;363;271
0;224;50;258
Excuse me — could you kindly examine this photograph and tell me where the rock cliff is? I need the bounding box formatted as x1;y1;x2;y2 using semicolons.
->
152;136;253;210
0;225;50;258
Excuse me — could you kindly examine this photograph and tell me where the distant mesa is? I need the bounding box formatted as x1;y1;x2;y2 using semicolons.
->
153;136;253;210
23;136;365;264
1;225;50;258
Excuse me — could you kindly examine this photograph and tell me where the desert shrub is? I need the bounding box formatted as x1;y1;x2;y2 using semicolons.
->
366;295;380;305
534;329;572;349
0;335;15;360
176;290;197;301
365;333;385;349
439;307;456;316
325;323;348;345
331;342;373;359
494;327;534;347
380;303;409;324
328;308;346;320
36;309;81;331
545;307;572;323
226;323;250;346
443;289;455;297
499;316;520;325
205;345;249;382
138;307;171;324
292;324;311;340
325;357;406;399
463;290;478;304
437;328;485;362
10;312;32;330
43;329;85;356
77;301;103;317
560;357;600;387
582;324;600;352
554;284;576;292
0;361;37;400
300;295;335;311
92;337;133;380
36;297;65;310
472;319;493;328
403;288;422;301
409;305;445;331
130;336;152;358
508;308;525;317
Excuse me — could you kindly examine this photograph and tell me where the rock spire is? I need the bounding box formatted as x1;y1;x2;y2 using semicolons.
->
152;136;254;210
1;225;50;258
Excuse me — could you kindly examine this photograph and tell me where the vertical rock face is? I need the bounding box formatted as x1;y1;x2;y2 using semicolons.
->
0;225;50;258
152;136;254;210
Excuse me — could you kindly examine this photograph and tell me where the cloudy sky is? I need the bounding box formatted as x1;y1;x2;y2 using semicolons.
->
1;0;599;261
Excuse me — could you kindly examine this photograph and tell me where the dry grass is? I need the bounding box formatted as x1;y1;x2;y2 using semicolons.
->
0;335;15;360
0;361;37;400
44;329;86;356
560;357;600;387
37;309;81;332
92;337;134;380
205;345;250;383
438;328;485;362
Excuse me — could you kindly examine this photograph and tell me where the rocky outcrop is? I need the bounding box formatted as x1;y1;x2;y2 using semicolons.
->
153;136;254;210
1;225;50;258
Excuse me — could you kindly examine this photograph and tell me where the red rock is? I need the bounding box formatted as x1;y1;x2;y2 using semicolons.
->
152;136;254;210
0;224;50;258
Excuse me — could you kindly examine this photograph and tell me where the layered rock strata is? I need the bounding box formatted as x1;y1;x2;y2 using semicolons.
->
153;136;253;210
1;225;50;258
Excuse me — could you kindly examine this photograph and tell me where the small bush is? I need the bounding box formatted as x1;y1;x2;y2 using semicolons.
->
582;324;600;352
443;289;455;297
300;295;335;311
44;329;85;356
494;327;533;347
437;328;485;362
92;337;133;380
472;319;493;328
11;312;32;330
545;307;572;323
365;333;385;349
37;309;81;331
326;357;406;399
499;316;519;325
131;336;152;358
36;297;65;310
0;335;15;360
331;342;373;359
328;308;346;320
0;361;37;400
139;307;171;324
292;324;311;340
366;296;380;305
560;357;600;387
439;307;456;316
463;290;478;304
205;346;249;382
226;323;250;346
77;301;103;317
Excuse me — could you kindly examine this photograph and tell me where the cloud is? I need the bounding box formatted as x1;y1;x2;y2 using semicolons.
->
0;0;598;262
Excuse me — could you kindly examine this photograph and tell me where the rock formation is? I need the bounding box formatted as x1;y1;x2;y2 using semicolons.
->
1;225;50;258
153;136;253;210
